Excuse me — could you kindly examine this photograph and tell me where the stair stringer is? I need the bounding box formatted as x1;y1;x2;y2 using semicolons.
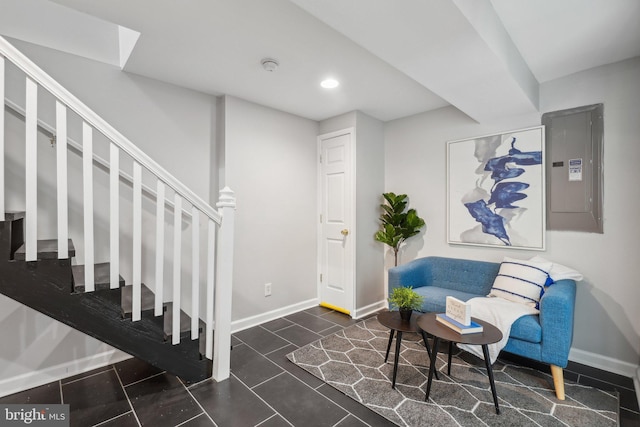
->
0;215;211;383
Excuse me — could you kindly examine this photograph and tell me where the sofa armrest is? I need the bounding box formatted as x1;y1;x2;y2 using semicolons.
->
539;279;577;367
388;257;433;294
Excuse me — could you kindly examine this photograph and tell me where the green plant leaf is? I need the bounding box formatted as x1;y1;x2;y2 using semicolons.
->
388;286;424;310
375;192;426;263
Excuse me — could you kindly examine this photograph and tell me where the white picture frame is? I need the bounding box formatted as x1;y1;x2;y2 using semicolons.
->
447;125;546;250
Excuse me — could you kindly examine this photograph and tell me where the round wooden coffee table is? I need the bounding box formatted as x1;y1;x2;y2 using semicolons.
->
377;310;435;388
416;312;503;414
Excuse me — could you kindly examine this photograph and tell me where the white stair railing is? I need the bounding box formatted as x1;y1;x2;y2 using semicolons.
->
25;77;37;262
56;101;69;259
0;36;234;381
83;123;95;292
0;55;5;221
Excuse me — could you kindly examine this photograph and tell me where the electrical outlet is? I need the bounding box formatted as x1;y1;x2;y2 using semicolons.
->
264;283;272;297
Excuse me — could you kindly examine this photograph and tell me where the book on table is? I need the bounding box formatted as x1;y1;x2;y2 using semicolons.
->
436;313;484;334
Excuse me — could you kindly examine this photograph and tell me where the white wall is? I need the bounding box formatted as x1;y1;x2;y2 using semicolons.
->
540;57;640;372
384;57;640;375
1;39;218;395
319;111;357;135
223;96;319;323
319;111;386;316
353;112;385;313
7;38;216;201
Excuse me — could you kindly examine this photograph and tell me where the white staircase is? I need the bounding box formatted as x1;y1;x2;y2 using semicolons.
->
0;35;234;382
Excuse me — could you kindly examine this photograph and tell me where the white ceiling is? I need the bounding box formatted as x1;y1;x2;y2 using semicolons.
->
3;0;640;122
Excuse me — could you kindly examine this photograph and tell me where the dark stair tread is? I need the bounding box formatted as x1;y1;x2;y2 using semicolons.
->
0;224;211;382
72;263;125;293
163;302;204;341
3;211;25;221
15;239;76;260
72;288;210;380
121;283;157;318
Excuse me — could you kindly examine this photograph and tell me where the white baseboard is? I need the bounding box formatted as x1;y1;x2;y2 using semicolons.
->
353;300;387;319
231;298;388;332
569;347;639;378
231;298;319;333
0;349;132;398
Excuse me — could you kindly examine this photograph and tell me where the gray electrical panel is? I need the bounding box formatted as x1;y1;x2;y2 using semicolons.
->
542;104;603;233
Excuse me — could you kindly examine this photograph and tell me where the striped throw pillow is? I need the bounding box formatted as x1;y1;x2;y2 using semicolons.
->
489;257;552;309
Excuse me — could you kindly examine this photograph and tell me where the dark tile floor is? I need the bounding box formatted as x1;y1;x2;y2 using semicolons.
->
1;306;639;426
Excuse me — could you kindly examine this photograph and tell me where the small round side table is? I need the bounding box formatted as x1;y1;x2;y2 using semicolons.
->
416;312;503;414
377;310;435;388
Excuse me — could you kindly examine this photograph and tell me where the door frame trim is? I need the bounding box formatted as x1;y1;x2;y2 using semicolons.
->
316;127;356;315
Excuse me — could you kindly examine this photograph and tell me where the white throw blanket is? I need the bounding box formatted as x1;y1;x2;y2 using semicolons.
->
457;297;539;364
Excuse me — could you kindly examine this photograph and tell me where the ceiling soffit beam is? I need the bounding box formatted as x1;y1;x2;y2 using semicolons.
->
453;0;539;117
0;0;139;69
290;0;539;123
118;26;141;69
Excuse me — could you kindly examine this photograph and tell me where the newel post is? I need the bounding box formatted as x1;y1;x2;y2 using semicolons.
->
212;186;236;381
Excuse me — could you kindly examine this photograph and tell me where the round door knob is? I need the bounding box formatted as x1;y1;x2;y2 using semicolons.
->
341;229;349;236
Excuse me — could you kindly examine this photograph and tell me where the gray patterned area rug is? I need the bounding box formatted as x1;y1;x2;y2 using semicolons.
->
287;317;619;426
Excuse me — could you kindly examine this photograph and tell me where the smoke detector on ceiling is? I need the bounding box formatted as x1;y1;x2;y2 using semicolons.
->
261;58;279;72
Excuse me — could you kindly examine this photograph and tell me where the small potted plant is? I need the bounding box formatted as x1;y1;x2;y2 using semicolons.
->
388;286;424;322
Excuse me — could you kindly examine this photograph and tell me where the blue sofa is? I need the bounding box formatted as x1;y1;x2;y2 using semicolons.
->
388;256;577;400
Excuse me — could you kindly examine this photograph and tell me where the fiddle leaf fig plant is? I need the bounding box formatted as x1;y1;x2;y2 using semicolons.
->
374;192;426;266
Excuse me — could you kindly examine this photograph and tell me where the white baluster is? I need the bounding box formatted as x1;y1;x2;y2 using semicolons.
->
25;77;37;261
172;194;182;344
132;162;142;321
56;102;68;259
83;123;94;291
205;219;216;359
191;207;200;340
155;180;165;316
0;55;4;221
213;187;235;381
110;143;119;289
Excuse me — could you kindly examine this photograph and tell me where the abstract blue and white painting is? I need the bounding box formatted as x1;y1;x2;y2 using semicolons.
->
447;126;545;250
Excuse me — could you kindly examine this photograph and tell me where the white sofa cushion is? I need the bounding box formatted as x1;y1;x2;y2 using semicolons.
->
489;257;552;308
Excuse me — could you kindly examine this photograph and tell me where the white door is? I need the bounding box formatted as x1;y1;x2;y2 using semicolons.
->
318;129;354;315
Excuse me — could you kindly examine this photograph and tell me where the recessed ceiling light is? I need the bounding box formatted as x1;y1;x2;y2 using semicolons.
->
321;78;340;89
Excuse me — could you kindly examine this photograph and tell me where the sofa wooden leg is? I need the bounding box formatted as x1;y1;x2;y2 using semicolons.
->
550;365;565;400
